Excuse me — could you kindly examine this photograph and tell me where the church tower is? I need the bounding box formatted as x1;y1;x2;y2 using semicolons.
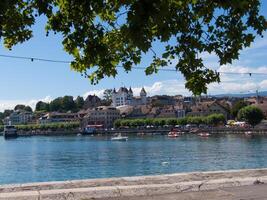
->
140;87;147;104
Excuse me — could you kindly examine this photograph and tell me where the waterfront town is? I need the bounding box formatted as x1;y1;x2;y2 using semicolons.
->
1;1;267;199
1;87;267;133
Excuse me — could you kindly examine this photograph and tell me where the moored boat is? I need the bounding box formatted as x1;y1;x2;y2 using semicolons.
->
3;125;18;139
111;133;128;141
168;132;179;137
82;125;97;135
245;131;252;136
168;129;182;138
197;132;210;137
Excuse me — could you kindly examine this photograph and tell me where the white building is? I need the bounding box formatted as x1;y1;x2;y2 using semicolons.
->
3;111;33;125
83;106;120;128
112;87;147;107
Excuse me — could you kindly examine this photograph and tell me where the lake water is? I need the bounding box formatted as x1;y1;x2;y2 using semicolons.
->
0;134;267;184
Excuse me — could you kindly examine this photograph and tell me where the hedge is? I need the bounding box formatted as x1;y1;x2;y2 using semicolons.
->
114;114;225;128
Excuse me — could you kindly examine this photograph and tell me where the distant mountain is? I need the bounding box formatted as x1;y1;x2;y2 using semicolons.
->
213;91;267;98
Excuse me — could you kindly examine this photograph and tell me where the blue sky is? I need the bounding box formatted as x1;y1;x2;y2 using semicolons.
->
0;2;267;111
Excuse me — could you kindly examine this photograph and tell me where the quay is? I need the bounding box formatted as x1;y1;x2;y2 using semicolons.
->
6;127;267;137
1;126;267;137
0;168;267;199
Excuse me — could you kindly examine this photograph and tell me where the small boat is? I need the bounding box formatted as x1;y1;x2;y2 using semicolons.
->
198;132;210;137
168;130;182;138
77;133;82;137
168;132;179;138
3;125;18;139
111;133;128;141
82;126;96;135
245;131;252;136
168;128;183;138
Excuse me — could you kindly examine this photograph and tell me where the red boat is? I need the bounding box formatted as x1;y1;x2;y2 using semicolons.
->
168;129;182;138
197;132;210;137
168;132;179;137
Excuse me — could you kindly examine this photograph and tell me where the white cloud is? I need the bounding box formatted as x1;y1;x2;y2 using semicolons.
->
208;82;259;94
0;96;52;112
142;80;191;96
218;65;267;74
259;80;267;89
83;89;105;99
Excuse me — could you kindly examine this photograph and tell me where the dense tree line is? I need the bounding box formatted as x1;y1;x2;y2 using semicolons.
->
16;122;80;131
14;104;33;112
114;114;226;128
35;96;85;112
0;122;79;132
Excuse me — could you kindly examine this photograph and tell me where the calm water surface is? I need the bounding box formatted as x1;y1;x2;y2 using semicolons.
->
0;134;267;184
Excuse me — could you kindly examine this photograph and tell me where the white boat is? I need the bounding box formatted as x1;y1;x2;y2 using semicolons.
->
111;133;128;141
245;131;252;136
82;126;96;135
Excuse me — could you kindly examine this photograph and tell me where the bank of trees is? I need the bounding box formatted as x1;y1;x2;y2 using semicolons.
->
237;105;264;127
15;122;80;131
0;122;79;132
114;114;225;128
35;96;85;112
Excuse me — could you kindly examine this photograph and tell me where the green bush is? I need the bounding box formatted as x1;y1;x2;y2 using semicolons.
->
114;114;226;128
237;105;264;127
15;122;80;131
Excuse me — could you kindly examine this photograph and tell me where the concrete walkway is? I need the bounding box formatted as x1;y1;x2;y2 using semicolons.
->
103;185;267;200
1;169;267;199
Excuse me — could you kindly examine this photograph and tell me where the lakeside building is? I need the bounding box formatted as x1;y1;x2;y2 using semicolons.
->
38;112;80;124
187;100;230;119
112;87;147;107
82;106;120;128
3;110;33;125
148;95;176;106
117;104;186;119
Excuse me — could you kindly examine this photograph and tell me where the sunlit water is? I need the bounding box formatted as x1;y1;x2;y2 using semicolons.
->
0;134;266;184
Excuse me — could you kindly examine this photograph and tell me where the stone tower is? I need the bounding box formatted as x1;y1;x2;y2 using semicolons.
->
140;87;147;104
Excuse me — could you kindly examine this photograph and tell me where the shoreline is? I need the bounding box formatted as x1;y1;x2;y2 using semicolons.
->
0;168;266;199
1;127;267;137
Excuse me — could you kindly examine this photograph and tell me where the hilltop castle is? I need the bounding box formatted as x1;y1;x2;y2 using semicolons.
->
112;87;147;107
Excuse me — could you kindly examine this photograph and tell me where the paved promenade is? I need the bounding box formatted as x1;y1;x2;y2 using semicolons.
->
1;168;267;199
104;185;267;200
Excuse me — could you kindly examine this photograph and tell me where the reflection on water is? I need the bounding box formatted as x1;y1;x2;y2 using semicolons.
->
0;134;266;184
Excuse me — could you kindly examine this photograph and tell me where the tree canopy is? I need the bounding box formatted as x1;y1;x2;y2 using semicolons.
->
49;96;76;112
1;1;266;94
114;113;225;128
14;104;33;112
75;96;85;109
237;105;264;127
231;100;248;118
35;101;50;112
